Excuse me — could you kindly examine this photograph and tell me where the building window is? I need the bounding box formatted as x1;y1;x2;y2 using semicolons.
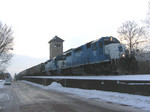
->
54;44;61;47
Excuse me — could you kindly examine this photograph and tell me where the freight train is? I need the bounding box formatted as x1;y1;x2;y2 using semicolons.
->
16;36;138;79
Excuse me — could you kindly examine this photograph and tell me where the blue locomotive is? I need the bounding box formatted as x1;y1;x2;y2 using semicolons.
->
44;36;134;76
17;36;137;79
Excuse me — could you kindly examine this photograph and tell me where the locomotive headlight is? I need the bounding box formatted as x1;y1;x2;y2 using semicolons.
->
121;54;125;58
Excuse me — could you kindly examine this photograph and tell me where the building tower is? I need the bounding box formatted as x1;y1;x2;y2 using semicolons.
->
48;35;64;59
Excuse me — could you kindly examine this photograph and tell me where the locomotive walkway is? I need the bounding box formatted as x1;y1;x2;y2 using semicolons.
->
0;81;141;112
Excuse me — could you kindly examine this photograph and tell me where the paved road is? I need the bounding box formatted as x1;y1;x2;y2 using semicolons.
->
0;81;144;112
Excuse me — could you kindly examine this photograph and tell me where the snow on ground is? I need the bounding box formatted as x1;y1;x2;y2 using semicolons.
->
0;80;10;110
24;74;150;81
23;80;150;111
0;94;10;102
0;93;11;110
0;80;4;88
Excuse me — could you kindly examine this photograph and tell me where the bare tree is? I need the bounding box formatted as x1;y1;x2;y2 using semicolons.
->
0;21;14;73
144;2;150;29
117;20;147;56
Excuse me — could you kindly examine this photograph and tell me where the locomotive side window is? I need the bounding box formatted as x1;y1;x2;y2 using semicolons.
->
99;42;103;48
86;42;92;48
104;41;111;45
104;38;119;45
92;43;97;51
74;47;82;52
66;52;71;57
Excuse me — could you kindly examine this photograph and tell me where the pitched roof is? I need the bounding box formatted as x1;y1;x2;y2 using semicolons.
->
48;35;64;43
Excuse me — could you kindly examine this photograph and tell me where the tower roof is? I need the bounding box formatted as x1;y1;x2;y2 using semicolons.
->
48;35;64;43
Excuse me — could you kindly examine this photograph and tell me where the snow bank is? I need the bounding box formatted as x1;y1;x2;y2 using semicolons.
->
23;81;150;111
0;93;10;110
0;93;10;101
0;80;9;109
47;82;63;88
47;82;150;111
0;80;4;88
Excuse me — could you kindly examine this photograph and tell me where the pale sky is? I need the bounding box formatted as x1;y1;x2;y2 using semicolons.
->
0;0;149;75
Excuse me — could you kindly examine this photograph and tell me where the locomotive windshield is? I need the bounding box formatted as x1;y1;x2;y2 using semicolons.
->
104;37;119;45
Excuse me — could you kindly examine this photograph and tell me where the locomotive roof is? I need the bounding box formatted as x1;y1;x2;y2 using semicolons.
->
92;36;114;43
64;48;74;54
91;37;104;43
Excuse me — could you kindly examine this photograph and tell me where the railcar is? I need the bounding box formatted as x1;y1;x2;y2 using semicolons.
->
18;63;45;77
26;63;44;76
16;70;26;80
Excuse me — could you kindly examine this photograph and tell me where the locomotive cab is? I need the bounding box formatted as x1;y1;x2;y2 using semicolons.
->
103;37;126;59
102;37;137;74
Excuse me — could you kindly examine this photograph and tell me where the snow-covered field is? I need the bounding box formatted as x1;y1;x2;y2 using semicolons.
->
23;80;150;111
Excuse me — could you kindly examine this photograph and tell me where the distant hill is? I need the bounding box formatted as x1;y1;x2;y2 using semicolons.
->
7;54;48;78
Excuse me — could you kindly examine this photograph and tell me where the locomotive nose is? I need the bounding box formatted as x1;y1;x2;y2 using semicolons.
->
104;43;126;59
